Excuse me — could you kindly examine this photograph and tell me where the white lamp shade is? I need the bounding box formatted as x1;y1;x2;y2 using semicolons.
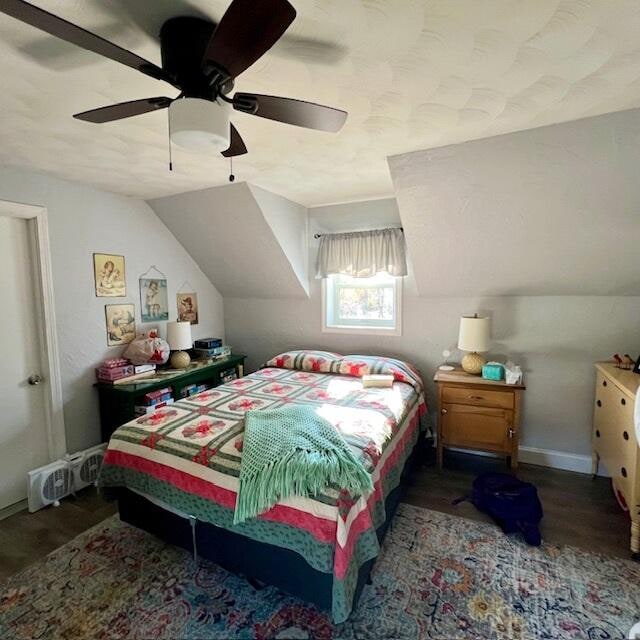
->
458;315;490;353
169;98;230;152
167;321;192;350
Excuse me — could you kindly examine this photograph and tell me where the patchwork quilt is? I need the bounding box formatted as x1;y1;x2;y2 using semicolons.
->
99;355;426;622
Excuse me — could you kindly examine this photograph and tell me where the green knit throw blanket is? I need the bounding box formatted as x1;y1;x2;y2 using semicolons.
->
234;405;374;525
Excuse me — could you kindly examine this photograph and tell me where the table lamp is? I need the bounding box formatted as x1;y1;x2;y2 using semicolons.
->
458;314;490;375
167;321;192;369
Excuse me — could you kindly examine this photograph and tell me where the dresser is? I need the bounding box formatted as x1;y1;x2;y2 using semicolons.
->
592;362;640;558
96;355;246;441
434;369;525;471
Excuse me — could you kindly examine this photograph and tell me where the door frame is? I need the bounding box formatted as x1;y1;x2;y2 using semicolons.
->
0;198;66;461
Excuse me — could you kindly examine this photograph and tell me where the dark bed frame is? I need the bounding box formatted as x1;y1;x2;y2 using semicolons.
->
116;441;422;615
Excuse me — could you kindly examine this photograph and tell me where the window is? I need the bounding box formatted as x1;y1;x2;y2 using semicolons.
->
322;272;402;335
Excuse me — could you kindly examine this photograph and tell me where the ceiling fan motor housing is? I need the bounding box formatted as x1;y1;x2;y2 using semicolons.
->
160;16;232;98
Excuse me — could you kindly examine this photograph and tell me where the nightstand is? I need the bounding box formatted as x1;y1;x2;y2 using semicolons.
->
434;368;525;471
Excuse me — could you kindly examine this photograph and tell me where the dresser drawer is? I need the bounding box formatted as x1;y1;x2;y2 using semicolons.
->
441;385;514;410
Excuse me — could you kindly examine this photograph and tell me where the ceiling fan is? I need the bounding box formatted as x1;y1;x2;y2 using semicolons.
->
0;0;348;160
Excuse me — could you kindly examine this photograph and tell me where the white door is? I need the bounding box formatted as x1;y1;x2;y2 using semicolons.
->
0;215;49;510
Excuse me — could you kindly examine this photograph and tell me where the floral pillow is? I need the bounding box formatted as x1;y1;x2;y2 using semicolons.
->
338;355;424;392
265;350;343;373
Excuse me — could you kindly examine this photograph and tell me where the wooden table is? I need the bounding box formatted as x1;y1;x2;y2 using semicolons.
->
96;355;246;442
434;368;525;471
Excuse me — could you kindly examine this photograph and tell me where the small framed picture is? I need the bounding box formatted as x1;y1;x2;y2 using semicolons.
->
105;304;136;346
177;292;198;325
139;278;169;322
94;253;126;297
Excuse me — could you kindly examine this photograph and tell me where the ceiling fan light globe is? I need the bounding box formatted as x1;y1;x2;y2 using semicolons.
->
169;98;230;152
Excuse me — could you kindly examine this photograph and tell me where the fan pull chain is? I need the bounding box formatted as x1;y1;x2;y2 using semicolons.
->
229;157;235;182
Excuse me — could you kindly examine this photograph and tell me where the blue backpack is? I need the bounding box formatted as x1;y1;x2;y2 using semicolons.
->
455;472;543;546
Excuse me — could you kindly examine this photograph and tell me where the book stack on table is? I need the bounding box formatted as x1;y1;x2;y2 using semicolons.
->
180;382;209;398
134;386;174;416
96;359;156;385
193;338;231;361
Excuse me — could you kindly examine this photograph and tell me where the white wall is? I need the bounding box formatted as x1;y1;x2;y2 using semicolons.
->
311;198;401;234
149;183;309;299
0;165;225;454
249;185;309;295
225;202;640;464
388;108;640;297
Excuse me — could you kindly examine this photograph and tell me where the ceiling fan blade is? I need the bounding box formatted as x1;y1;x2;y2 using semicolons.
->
202;0;296;80
221;124;247;158
0;0;177;86
74;97;172;123
234;93;347;132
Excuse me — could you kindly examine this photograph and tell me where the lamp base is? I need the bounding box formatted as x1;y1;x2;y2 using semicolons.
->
461;352;485;375
170;350;191;369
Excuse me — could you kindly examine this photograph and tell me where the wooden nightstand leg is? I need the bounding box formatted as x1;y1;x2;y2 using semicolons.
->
631;520;640;559
509;454;518;472
436;438;443;470
591;450;599;479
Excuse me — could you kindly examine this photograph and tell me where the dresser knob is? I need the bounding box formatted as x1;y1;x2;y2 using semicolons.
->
596;400;602;407
441;408;448;415
596;430;601;438
623;431;629;441
621;398;626;406
622;467;628;478
603;380;607;387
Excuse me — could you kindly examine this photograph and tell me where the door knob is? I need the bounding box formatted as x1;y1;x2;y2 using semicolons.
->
28;374;43;386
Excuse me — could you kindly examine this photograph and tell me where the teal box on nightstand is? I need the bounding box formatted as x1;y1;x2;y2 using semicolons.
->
482;362;504;381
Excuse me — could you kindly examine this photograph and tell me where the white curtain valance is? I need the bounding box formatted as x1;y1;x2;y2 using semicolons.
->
315;227;407;279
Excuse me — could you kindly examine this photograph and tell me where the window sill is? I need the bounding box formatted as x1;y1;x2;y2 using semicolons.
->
321;324;402;337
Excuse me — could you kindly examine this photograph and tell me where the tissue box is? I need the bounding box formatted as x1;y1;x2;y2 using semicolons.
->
482;362;504;381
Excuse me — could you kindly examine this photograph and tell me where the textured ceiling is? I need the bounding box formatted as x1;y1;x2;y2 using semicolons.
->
2;1;640;206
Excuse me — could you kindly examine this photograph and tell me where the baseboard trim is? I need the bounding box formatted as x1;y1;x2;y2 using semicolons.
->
519;446;608;476
0;499;27;521
446;445;609;477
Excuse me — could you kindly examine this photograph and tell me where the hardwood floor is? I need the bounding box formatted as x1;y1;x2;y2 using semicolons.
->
0;449;632;582
0;487;116;582
406;449;631;560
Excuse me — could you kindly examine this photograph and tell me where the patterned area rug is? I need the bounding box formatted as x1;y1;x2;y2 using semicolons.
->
1;503;638;639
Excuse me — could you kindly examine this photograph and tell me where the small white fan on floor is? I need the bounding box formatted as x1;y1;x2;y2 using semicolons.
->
27;460;72;512
27;444;107;512
72;444;107;490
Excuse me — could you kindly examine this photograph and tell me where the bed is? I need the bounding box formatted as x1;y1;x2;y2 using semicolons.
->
98;351;427;623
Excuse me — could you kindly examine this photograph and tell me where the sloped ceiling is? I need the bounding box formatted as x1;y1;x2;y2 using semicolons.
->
249;185;309;295
149;182;309;298
388;108;640;296
2;1;640;205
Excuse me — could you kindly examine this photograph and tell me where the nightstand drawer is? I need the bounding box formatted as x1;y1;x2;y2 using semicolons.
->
441;404;512;454
441;386;514;410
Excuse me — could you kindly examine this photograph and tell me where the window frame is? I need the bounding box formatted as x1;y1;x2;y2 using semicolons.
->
321;272;403;336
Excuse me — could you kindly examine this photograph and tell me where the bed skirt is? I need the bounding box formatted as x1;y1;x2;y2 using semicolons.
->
115;439;422;619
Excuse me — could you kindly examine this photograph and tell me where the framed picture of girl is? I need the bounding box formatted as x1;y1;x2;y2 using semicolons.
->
94;253;126;297
105;304;136;346
139;277;169;322
177;292;198;325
